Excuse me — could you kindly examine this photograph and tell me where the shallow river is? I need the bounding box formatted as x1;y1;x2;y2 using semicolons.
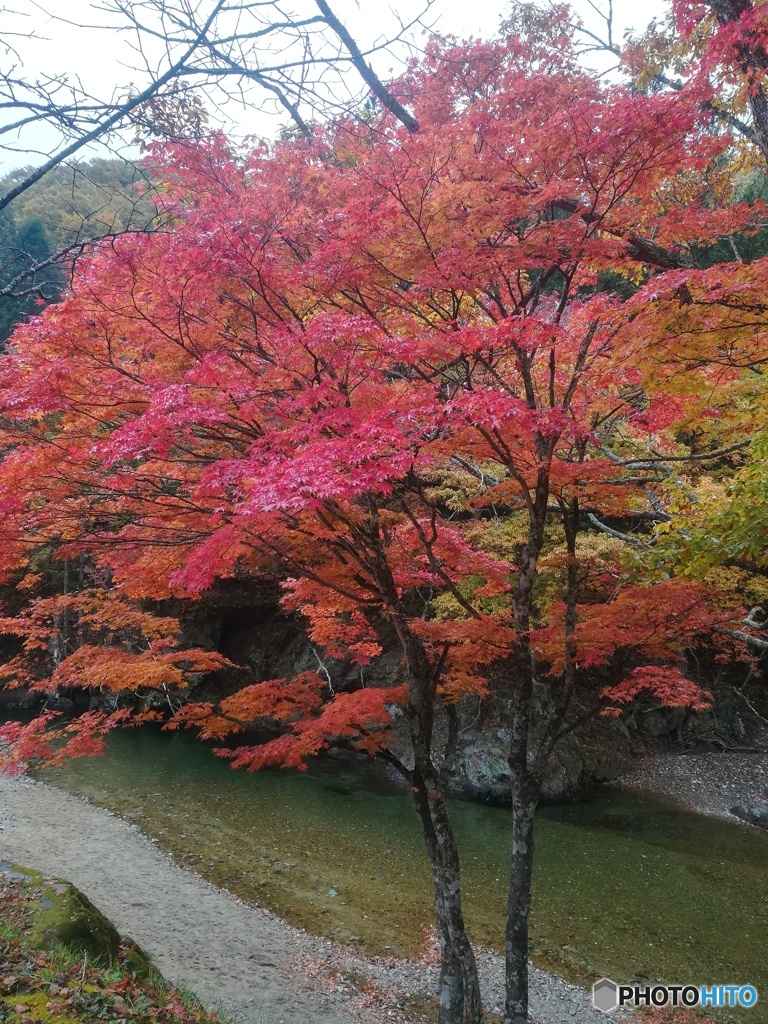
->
42;728;768;1007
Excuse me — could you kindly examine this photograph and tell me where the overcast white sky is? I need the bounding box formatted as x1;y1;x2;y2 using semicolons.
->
0;0;668;171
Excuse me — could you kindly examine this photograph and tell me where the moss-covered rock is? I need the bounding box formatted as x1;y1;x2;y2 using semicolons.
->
27;880;121;965
1;861;155;976
0;868;215;1024
120;939;156;978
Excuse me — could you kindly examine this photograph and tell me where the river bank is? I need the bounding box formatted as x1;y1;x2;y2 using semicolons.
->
0;773;611;1024
14;727;768;1022
617;751;768;822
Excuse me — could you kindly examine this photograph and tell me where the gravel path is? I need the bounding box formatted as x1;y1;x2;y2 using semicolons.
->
0;775;350;1024
617;752;768;820
0;774;609;1024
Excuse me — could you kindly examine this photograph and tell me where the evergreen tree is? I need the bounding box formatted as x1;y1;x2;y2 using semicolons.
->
0;218;63;347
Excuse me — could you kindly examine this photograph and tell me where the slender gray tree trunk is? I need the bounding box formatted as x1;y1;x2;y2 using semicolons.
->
503;777;537;1024
411;745;483;1024
375;555;484;1023
411;760;484;1024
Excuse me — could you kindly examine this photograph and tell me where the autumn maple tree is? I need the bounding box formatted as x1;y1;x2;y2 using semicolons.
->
572;0;768;167
0;14;766;1024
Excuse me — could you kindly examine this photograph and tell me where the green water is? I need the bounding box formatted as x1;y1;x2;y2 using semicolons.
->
42;729;768;1016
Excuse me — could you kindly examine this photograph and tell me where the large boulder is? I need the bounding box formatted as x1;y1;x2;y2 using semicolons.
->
382;692;634;803
29;879;122;964
1;862;121;964
444;718;632;802
0;861;156;973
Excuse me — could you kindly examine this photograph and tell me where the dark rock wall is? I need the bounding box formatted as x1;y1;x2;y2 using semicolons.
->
4;582;766;803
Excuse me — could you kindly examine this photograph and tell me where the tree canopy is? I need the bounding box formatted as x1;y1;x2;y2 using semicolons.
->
0;7;767;1024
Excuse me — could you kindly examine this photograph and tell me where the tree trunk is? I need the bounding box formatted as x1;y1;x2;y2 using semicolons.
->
502;540;539;1024
748;87;768;167
503;777;537;1024
411;764;484;1024
373;558;483;1022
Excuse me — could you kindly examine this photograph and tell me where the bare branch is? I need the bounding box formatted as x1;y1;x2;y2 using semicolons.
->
313;0;420;133
586;513;650;548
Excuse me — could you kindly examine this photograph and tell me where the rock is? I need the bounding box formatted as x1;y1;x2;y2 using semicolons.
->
120;940;156;978
28;878;121;964
88;693;119;712
49;695;75;711
2;862;155;976
0;859;28;879
453;730;514;803
0;687;41;711
640;707;685;738
729;803;768;829
441;708;633;803
730;804;754;823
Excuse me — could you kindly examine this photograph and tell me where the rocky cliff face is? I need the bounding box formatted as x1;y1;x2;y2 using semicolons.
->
376;695;635;803
194;601;766;802
179;599;637;801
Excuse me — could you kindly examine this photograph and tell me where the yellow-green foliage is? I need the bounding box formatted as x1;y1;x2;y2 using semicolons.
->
0;160;157;252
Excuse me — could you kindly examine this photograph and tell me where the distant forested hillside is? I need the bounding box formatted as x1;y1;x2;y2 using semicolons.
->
0;158;156;345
